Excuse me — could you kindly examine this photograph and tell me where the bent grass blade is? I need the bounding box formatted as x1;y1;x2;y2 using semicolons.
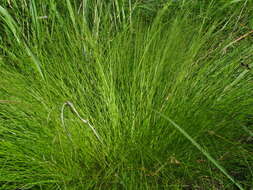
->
0;5;44;80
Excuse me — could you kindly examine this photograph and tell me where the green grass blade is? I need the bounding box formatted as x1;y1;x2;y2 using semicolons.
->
66;0;79;35
24;43;45;80
0;5;21;44
0;5;44;80
30;0;41;39
242;125;253;137
153;110;245;190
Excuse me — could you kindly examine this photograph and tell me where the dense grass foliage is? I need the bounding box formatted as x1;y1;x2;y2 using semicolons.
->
0;0;253;189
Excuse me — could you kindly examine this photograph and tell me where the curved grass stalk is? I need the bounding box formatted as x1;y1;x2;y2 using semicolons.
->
61;101;103;144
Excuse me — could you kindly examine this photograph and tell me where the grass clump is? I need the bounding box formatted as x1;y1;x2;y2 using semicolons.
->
0;0;253;189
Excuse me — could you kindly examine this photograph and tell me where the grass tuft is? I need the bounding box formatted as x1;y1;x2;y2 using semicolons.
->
0;0;252;189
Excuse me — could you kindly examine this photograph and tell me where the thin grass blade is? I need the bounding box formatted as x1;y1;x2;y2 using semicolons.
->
153;110;245;190
0;5;21;44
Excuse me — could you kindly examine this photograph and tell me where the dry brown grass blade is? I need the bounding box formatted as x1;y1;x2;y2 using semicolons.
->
223;30;253;53
61;101;103;144
0;100;20;104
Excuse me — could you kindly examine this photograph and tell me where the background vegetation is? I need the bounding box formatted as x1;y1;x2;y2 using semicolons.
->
0;0;253;189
